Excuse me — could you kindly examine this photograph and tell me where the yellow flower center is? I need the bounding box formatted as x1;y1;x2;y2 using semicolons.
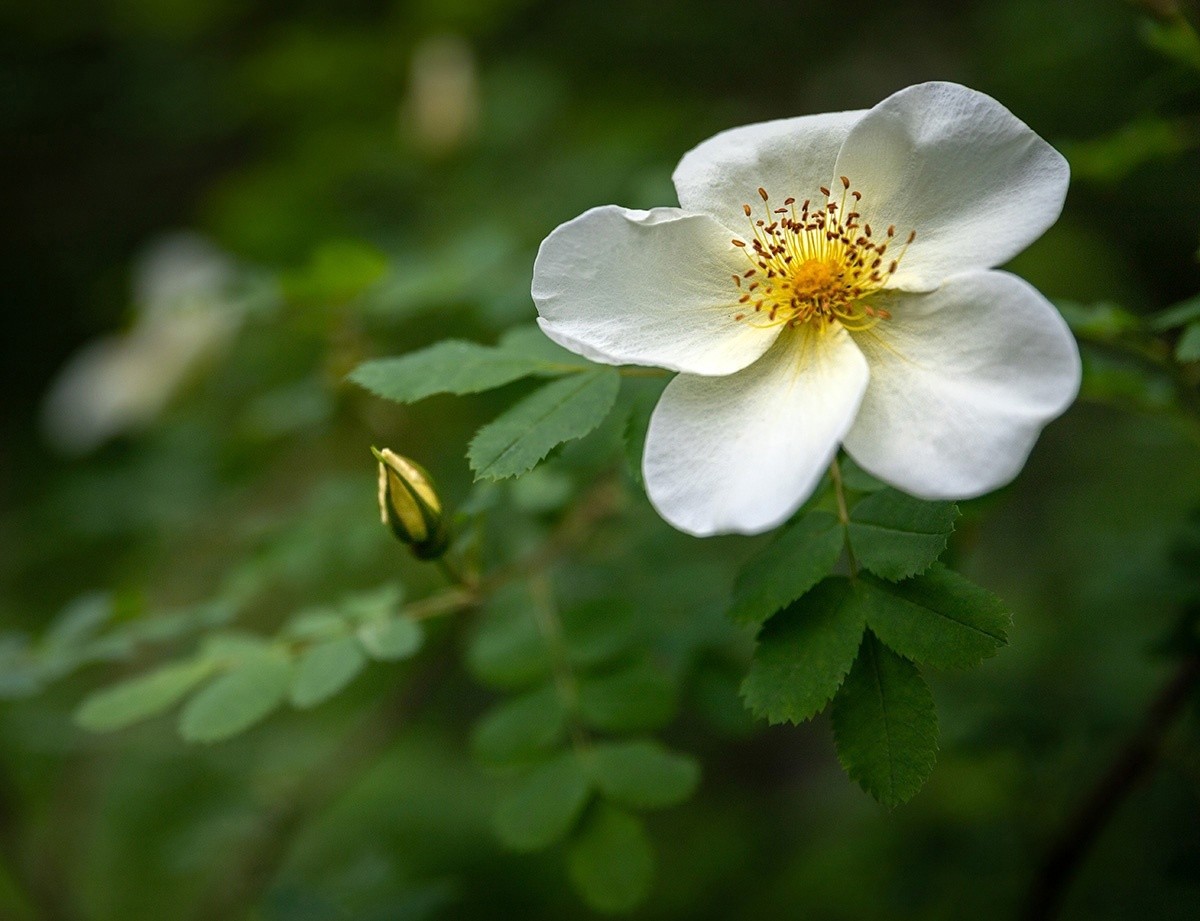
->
730;178;915;332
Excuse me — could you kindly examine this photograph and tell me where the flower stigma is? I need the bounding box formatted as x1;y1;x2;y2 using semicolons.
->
729;177;915;332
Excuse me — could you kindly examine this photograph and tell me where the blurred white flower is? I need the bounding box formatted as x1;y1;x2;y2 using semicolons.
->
402;35;479;155
42;233;241;455
533;82;1081;537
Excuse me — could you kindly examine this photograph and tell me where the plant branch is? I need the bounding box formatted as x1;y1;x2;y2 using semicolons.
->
1023;654;1200;921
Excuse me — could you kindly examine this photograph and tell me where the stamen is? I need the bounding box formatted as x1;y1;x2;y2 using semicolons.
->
728;177;915;334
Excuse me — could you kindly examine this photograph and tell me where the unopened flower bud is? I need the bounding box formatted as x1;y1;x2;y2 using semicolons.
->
373;447;449;560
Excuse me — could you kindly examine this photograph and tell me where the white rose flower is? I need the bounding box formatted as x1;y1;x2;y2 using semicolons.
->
532;82;1081;537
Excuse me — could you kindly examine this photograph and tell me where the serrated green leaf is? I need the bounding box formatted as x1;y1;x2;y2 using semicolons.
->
740;577;865;725
289;636;368;709
75;659;215;732
1176;322;1200;362
357;615;422;661
494;752;591;852
468;370;620;480
831;632;938;807
728;511;844;627
178;648;293;743
567;804;654;914
588;741;699;810
577;662;675;732
348;339;586;404
838;456;886;492
847;489;958;581
859;566;1009;669
466;584;549;690
471;685;566;765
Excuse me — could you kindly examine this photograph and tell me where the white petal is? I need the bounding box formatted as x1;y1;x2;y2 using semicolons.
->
672;110;866;232
832;82;1069;290
843;270;1081;499
533;206;779;375
643;324;870;537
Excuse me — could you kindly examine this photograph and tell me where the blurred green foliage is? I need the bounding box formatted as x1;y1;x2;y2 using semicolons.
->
2;0;1200;919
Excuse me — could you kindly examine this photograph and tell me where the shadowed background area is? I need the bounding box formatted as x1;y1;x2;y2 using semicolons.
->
1;0;1199;919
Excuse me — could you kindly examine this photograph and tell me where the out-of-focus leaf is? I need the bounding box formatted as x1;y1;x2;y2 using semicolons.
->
76;659;216;732
178;648;293;743
858;567;1009;669
1060;116;1193;183
467;584;548;689
1148;293;1200;331
728;511;844;627
494;752;591;852
561;600;638;670
847;490;958;581
741;577;865;724
1055;300;1142;339
588;741;699;810
356;615;422;661
289;636;368;708
1175;322;1200;362
468;369;621;480
832;632;938;807
281;239;388;304
577;662;675;732
471;684;566;765
566;804;654;914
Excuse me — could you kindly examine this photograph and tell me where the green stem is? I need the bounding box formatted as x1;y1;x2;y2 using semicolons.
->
829;456;859;576
528;573;591;753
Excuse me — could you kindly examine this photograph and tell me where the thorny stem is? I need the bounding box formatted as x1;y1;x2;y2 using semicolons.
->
1024;654;1200;920
828;456;858;576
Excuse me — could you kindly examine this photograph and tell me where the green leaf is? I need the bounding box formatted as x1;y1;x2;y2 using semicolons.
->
621;391;657;489
496;324;582;363
289;636;368;709
577;662;675;732
494;752;592;852
740;577;865;725
468;370;621;480
75;659;215;732
1149;294;1200;332
567;804;654;914
1176;322;1200;363
357;615;422;661
588;741;700;810
831;632;938;807
847;489;958;581
471;685;566;765
561;600;637;671
838;456;886;492
728;511;844;627
466;584;549;690
349;340;585;404
859;566;1009;670
178;648;293;743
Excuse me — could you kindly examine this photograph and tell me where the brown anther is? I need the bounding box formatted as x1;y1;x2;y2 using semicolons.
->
827;203;838;213
732;274;741;287
743;269;756;277
738;294;750;303
864;224;872;237
906;230;917;244
748;282;759;291
784;197;796;206
774;208;788;214
852;191;862;201
758;187;769;201
734;313;745;321
732;239;746;247
743;204;752;216
888;260;897;274
877;309;891;319
819;186;830;197
756;219;764;226
887;225;896;237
